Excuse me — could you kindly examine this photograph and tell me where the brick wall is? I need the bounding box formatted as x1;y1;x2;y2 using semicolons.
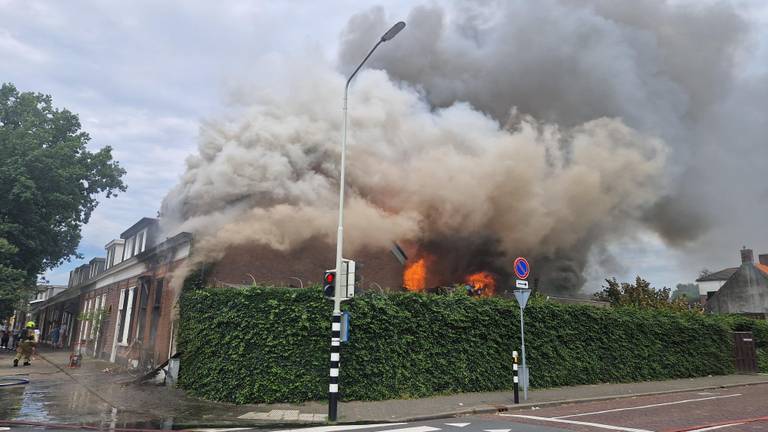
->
208;240;405;292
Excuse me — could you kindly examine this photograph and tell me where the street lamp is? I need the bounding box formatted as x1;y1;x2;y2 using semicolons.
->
328;20;405;422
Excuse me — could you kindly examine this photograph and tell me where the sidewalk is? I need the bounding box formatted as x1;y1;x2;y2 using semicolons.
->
1;347;767;428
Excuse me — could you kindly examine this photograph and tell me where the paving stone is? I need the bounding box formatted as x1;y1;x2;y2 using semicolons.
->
282;410;300;420
237;412;271;420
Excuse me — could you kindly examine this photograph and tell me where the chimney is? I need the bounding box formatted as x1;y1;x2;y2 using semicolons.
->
741;247;754;264
760;254;768;266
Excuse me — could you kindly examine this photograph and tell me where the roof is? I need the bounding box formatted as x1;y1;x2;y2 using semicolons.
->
120;217;158;239
757;263;768;276
696;267;738;282
705;264;768;314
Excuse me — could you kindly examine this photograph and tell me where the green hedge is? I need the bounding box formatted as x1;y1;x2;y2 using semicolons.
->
178;287;738;404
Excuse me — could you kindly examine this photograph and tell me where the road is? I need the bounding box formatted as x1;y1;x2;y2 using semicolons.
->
273;383;768;432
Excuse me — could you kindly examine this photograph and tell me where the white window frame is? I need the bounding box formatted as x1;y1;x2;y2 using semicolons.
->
90;295;103;340
81;299;92;341
106;248;113;269
120;286;135;345
124;237;134;260
136;229;146;255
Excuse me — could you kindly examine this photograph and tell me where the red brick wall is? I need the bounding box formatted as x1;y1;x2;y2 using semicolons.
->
208;240;405;292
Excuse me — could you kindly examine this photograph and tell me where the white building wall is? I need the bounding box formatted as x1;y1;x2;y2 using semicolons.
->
698;280;727;296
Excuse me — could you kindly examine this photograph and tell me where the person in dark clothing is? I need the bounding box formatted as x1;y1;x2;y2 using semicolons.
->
0;330;9;349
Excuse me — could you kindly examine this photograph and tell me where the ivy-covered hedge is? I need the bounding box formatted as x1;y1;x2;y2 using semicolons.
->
178;287;739;404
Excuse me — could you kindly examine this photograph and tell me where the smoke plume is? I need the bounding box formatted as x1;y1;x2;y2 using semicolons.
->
162;0;768;293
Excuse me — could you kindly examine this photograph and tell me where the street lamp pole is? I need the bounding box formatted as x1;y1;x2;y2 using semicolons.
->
328;20;405;422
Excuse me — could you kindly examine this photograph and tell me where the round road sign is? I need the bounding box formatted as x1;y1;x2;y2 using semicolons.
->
514;257;530;280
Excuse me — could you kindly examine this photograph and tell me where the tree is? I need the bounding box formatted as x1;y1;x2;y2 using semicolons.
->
594;276;689;311
0;83;126;316
671;283;701;305
698;268;712;280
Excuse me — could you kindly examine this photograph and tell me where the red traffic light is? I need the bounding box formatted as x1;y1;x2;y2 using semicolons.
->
325;272;335;283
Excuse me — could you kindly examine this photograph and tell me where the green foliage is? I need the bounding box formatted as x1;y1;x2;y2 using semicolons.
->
179;287;735;404
0;82;126;311
595;277;689;311
182;263;214;292
0;238;29;318
715;314;768;372
671;283;701;305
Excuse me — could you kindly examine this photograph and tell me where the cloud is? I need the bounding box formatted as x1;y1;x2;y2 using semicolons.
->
0;29;47;63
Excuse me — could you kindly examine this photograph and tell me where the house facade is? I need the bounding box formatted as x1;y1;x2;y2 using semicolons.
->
705;248;768;317
30;217;191;369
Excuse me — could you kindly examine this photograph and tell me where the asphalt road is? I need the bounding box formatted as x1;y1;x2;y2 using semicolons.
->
271;383;768;432
3;383;767;431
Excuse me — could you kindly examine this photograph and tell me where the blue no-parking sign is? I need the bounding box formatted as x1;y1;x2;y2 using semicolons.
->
514;257;530;280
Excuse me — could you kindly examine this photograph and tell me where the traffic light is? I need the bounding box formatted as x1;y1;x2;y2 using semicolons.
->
323;270;336;298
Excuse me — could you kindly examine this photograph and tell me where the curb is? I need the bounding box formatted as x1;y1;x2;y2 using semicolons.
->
342;378;768;424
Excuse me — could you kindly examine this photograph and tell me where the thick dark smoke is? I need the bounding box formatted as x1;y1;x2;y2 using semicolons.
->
338;0;768;290
162;0;768;294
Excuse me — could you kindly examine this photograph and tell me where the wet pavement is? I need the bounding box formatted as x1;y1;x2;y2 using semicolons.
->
2;347;768;431
0;347;317;430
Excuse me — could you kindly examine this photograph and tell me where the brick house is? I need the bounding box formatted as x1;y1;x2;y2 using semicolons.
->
31;217;191;369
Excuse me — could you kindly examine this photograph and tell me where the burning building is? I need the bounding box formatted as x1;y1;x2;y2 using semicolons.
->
160;1;767;295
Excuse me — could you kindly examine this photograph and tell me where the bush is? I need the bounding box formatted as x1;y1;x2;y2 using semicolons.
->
716;314;768;372
178;286;738;404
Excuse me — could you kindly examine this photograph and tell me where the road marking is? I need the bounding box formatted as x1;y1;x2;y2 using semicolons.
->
274;423;407;432
666;415;768;432
189;429;251;432
554;394;742;419
501;414;653;432
445;423;470;428
686;424;745;432
483;429;511;432
378;427;441;432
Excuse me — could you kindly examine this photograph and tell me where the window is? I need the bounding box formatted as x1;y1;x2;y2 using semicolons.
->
106;248;113;269
135;280;150;342
148;279;163;348
81;299;92;341
90;295;104;340
117;287;136;345
124;237;134;260
136;230;146;255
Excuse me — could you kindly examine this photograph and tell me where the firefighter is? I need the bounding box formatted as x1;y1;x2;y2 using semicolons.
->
14;324;37;367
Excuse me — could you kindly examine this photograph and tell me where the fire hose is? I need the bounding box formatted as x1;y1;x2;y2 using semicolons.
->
0;376;30;387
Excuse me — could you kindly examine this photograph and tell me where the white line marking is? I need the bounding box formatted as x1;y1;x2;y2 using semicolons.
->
189;429;251;432
484;429;511;432
378;427;441;432
554;394;742;419
445;423;470;428
687;423;745;432
501;414;653;432
274;423;407;432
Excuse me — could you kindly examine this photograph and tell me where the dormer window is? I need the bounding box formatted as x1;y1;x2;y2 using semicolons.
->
135;229;146;255
124;236;135;260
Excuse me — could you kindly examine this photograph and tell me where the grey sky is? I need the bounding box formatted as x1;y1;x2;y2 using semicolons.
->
1;0;765;290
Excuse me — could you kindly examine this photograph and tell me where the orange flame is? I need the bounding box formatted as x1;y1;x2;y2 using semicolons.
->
403;258;427;291
465;271;496;297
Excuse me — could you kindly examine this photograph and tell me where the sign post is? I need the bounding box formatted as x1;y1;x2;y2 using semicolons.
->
512;257;531;400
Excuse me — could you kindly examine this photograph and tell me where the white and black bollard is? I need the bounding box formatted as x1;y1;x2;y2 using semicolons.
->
328;312;342;421
513;350;520;404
